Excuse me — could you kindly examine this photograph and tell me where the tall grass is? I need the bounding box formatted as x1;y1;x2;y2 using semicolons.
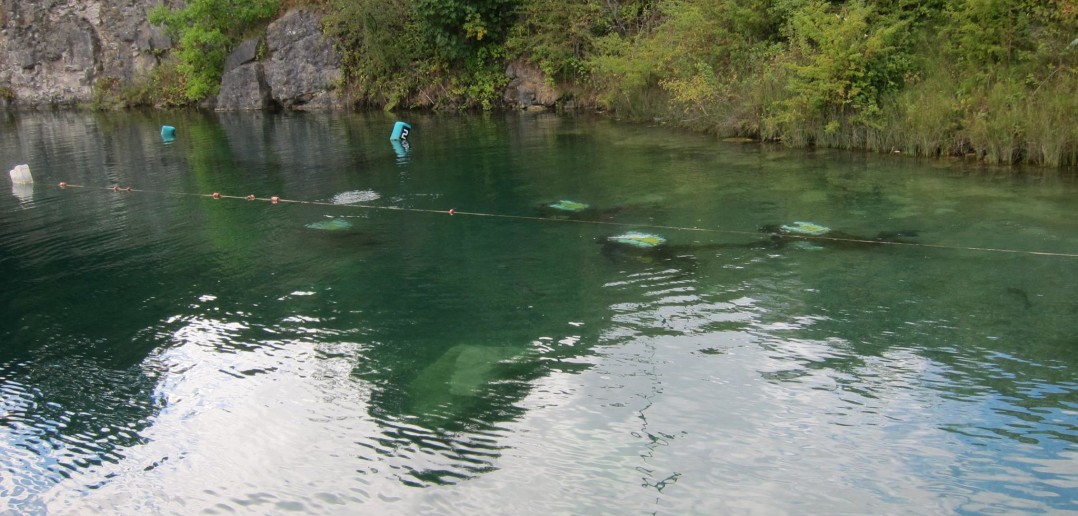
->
572;0;1078;168
652;51;1078;168
1021;76;1078;167
890;64;963;158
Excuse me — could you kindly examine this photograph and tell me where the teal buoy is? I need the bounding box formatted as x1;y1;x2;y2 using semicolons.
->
390;121;410;141
161;125;176;142
391;139;411;159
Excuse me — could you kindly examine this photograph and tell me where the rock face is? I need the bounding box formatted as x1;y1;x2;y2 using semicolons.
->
216;59;272;111
0;0;172;107
0;4;550;112
216;9;342;111
0;3;340;110
503;61;560;110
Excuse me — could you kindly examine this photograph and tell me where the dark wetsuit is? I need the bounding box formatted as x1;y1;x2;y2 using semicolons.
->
758;224;919;250
599;225;920;266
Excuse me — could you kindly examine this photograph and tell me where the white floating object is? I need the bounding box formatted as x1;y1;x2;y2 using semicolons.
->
9;164;32;185
12;183;33;203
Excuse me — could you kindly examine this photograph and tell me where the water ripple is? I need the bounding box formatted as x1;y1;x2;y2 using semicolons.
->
0;357;159;512
5;111;1078;514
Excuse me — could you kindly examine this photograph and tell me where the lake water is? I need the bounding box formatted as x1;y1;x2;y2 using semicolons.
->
1;110;1076;514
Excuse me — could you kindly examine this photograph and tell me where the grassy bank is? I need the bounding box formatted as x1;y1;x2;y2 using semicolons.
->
126;0;1078;167
578;0;1078;167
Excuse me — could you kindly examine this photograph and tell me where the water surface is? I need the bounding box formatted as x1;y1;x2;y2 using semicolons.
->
1;110;1076;514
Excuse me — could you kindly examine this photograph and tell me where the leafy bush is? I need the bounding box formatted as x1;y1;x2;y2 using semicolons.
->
415;0;519;61
325;0;428;108
119;57;191;108
507;0;606;82
149;0;280;102
772;1;914;137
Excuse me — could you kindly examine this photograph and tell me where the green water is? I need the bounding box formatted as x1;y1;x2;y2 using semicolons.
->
1;110;1076;513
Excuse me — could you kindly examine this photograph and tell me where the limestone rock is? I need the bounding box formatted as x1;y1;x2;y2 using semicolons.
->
217;63;271;111
224;38;260;74
262;9;342;110
0;0;175;108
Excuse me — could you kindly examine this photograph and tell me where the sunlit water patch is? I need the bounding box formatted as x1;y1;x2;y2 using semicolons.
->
330;189;381;205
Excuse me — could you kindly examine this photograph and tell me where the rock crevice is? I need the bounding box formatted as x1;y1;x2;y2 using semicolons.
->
216;9;342;111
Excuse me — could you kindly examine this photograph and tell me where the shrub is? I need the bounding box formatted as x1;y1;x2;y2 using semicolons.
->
149;0;280;102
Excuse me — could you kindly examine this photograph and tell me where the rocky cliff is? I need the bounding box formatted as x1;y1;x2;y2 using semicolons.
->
0;0;172;108
0;2;559;111
215;9;342;111
0;2;344;110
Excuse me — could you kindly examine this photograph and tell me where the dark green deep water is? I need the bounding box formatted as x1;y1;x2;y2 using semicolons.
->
1;111;1076;514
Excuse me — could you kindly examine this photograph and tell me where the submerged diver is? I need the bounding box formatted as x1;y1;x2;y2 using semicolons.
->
538;199;649;222
599;222;920;264
757;221;919;250
598;231;718;268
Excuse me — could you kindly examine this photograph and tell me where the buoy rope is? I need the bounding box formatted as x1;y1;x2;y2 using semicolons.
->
54;182;1078;259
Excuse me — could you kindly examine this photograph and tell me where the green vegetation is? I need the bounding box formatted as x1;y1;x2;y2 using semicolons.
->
148;0;280;101
90;76;122;110
119;57;193;108
137;0;1078;166
323;0;514;109
575;0;1078;166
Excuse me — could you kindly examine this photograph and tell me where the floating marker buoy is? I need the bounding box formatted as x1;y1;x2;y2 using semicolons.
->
246;194;255;201
212;192;221;199
161;125;176;142
59;182;67;188
271;196;280;204
391;139;411;160
448;208;455;216
11;182;32;203
112;185;120;192
9;164;32;185
390;121;411;142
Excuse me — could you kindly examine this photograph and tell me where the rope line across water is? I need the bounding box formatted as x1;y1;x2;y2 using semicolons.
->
54;182;1078;259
